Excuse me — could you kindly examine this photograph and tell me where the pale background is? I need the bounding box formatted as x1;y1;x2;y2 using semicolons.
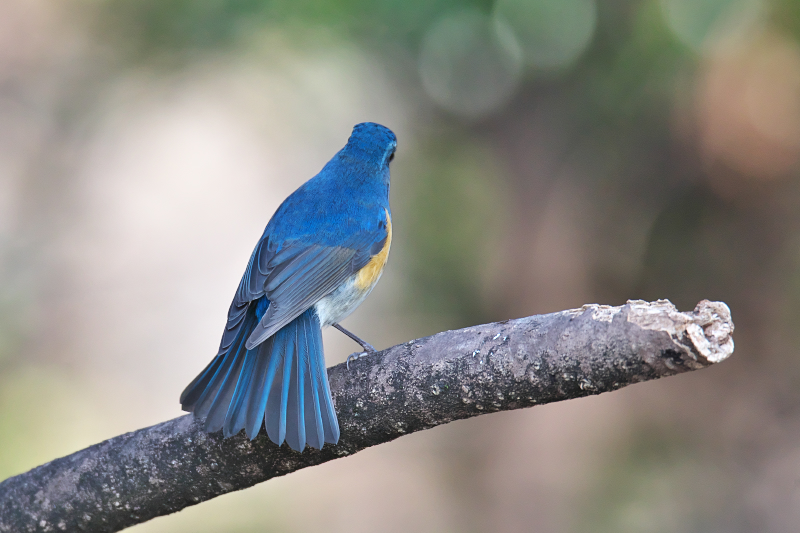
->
1;0;800;531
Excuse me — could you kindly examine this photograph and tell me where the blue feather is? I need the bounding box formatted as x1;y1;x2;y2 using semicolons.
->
181;301;337;451
264;330;286;445
278;326;294;446
243;338;273;440
222;349;257;438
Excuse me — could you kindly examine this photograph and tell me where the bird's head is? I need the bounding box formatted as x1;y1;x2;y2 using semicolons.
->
342;122;397;170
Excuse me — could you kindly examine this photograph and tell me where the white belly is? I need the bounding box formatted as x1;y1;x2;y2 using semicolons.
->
316;208;392;327
314;271;382;326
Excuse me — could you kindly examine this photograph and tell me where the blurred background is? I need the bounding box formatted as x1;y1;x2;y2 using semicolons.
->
1;0;799;531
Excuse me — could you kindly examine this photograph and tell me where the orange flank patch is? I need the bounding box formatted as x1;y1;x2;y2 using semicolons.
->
355;209;392;291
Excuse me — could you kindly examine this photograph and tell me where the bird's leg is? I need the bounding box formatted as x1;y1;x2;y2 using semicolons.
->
332;323;376;370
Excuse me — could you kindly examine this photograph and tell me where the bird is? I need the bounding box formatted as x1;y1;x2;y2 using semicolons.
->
180;122;396;452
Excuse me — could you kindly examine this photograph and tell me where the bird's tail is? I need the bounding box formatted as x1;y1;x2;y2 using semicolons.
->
180;304;340;451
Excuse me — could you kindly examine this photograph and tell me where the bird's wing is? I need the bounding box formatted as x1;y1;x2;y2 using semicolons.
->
217;219;388;353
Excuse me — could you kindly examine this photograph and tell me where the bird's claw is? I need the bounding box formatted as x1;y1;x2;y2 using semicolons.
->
346;349;374;370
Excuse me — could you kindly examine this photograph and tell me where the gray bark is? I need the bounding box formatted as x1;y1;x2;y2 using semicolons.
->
0;299;734;532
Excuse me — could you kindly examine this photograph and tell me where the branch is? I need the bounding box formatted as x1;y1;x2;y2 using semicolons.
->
0;299;734;533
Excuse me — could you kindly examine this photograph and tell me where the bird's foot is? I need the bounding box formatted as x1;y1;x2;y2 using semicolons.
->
346;347;375;370
334;323;378;370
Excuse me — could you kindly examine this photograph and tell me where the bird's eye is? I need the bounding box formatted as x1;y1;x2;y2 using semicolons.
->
388;151;395;163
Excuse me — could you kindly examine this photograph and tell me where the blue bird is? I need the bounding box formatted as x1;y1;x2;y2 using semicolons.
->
180;122;396;452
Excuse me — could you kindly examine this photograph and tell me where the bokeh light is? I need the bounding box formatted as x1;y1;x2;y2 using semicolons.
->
697;30;800;180
494;0;597;70
419;9;523;118
660;0;765;53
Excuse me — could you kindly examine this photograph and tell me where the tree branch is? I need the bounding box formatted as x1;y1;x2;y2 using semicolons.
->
0;299;734;532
